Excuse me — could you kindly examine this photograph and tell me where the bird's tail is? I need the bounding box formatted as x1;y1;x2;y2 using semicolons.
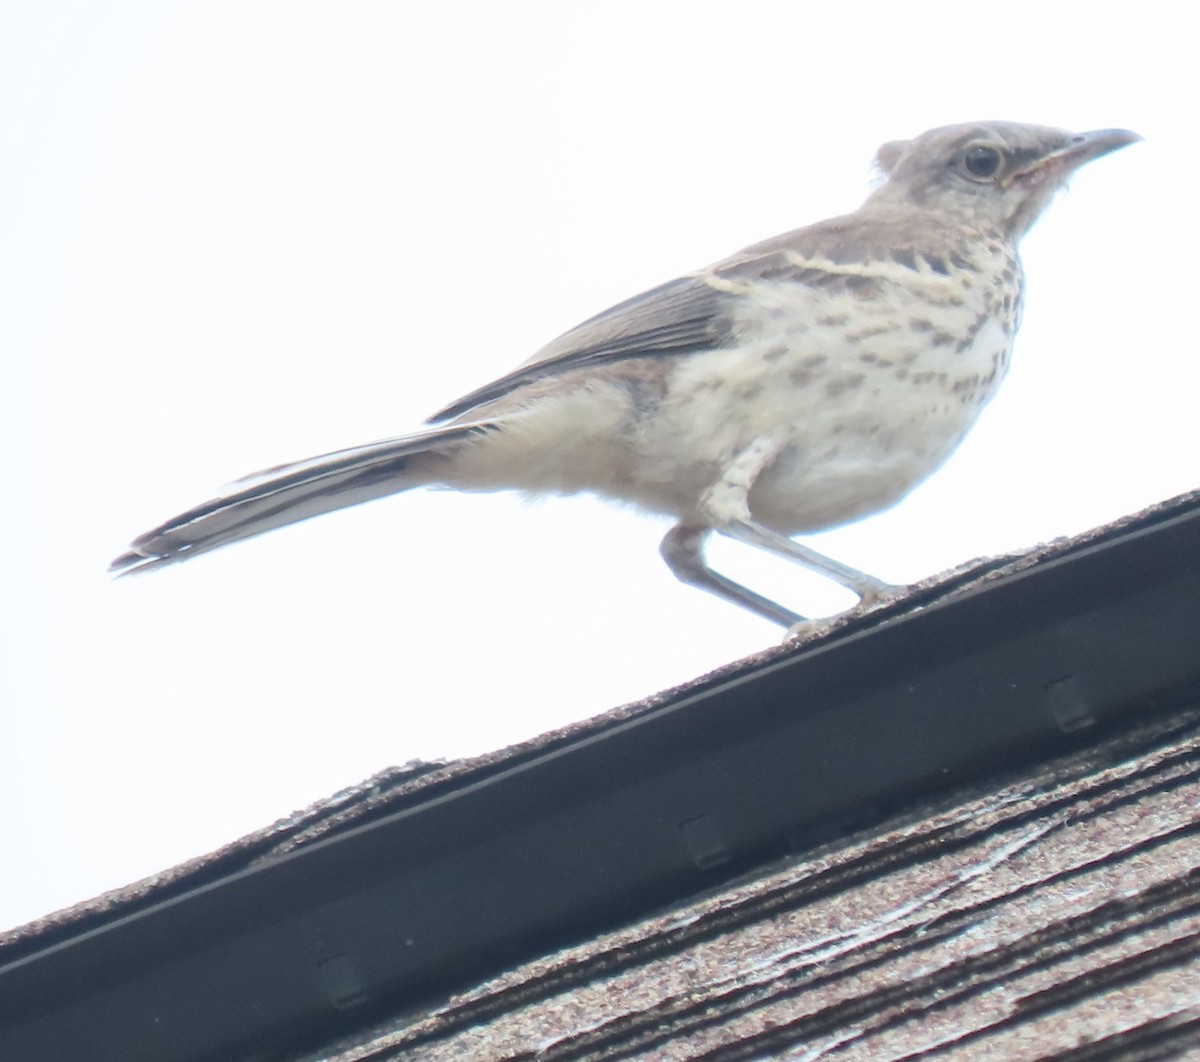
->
110;419;494;576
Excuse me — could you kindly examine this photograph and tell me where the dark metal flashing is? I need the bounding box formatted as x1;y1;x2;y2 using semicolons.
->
2;488;1199;1062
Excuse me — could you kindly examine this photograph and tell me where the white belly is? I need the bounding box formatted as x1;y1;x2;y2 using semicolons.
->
446;266;1021;534
625;277;1018;531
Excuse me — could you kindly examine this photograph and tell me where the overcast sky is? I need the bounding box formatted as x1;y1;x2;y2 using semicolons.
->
2;2;1194;931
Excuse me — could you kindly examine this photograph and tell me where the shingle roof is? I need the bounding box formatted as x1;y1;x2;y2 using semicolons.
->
315;706;1200;1060
2;487;1198;1062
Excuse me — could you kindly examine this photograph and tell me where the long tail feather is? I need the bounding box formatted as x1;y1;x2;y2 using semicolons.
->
111;420;492;575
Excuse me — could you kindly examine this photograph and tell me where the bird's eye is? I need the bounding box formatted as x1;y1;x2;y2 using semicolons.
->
962;144;1004;180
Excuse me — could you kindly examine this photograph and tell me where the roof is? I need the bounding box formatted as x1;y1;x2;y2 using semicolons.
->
2;487;1199;1062
316;704;1200;1060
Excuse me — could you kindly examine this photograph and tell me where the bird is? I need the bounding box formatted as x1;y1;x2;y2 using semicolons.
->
111;121;1139;628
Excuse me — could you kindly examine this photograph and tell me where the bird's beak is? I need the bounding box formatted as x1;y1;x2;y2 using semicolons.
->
1005;128;1142;186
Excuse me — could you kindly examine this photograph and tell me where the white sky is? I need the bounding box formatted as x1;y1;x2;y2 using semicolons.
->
1;2;1194;932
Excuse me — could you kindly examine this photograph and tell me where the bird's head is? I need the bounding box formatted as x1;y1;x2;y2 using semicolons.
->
867;121;1140;240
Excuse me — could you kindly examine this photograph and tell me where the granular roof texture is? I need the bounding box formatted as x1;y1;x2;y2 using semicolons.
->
313;706;1200;1061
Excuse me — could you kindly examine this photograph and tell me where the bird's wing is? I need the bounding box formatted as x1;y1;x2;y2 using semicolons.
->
426;213;943;425
427;274;731;422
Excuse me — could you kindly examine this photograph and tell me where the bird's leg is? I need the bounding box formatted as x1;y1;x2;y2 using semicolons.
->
660;524;806;627
718;519;898;604
661;436;805;627
664;435;899;627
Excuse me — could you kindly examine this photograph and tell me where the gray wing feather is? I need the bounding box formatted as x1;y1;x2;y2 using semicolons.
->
427;211;947;424
428;275;729;422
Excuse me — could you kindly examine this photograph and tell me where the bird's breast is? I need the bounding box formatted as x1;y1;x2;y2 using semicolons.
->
633;259;1023;528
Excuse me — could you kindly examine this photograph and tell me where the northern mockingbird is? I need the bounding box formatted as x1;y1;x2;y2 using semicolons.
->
112;121;1139;627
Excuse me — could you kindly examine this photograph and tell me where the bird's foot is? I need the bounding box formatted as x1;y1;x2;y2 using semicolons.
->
781;581;907;644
